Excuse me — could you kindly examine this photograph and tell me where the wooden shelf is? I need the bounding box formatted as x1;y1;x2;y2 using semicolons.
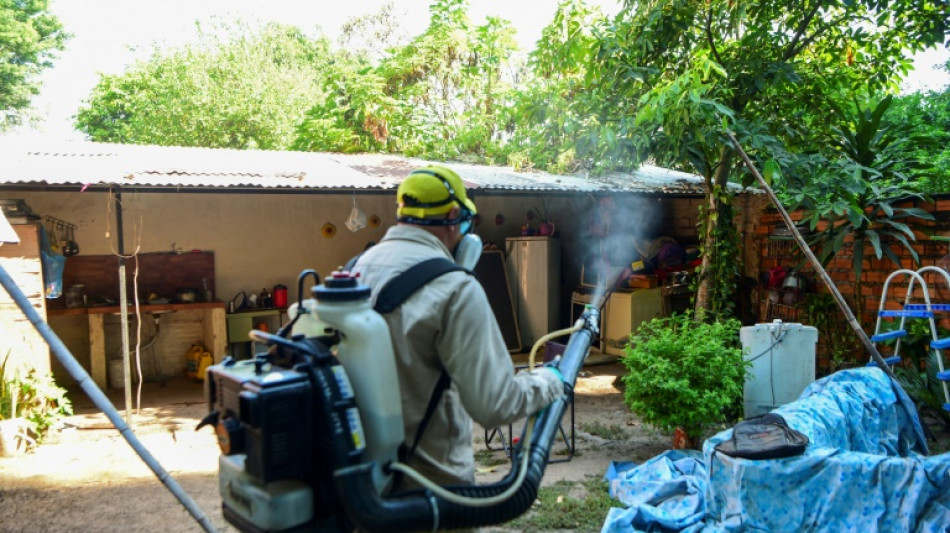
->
47;301;225;316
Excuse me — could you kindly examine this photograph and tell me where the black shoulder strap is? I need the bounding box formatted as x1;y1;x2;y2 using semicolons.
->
343;252;362;272
373;257;465;313
403;370;451;464
374;257;466;466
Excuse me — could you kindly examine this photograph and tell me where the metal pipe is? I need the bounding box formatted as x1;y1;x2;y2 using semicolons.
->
115;190;133;424
0;262;219;533
726;131;896;379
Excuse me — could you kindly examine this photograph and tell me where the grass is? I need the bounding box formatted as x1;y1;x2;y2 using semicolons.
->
475;448;511;468
507;475;620;532
579;421;630;441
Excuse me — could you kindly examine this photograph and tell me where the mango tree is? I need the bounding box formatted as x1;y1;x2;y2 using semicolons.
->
536;0;948;318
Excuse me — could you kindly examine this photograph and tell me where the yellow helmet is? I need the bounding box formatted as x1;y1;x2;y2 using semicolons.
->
397;165;477;225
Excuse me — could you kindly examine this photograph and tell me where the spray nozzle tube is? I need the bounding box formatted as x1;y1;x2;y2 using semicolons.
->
333;310;601;531
581;305;600;336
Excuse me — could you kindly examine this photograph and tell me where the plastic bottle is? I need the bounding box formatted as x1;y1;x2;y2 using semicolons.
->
313;271;404;493
196;351;213;382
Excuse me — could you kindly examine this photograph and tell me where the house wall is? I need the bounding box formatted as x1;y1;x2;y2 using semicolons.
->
753;198;950;370
0;224;49;376
2;189;719;384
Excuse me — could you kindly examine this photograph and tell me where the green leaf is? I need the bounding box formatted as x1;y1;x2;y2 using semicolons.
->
762;159;781;185
882;219;915;239
867;230;883;259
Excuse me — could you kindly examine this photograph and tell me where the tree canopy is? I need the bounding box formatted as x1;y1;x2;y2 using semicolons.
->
0;0;68;129
553;0;949;316
76;22;334;149
293;0;521;161
886;75;950;192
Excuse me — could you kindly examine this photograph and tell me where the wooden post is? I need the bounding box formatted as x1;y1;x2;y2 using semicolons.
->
87;313;106;388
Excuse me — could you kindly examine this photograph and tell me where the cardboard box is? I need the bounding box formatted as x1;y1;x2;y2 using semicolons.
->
627;274;658;288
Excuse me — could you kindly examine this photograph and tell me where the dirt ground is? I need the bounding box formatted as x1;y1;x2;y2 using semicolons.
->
0;356;672;533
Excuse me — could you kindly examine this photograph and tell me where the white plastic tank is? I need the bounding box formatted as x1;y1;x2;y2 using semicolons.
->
740;320;818;418
286;298;332;339
314;272;404;494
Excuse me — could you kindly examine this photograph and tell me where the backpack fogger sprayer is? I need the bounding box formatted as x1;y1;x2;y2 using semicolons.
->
198;267;600;533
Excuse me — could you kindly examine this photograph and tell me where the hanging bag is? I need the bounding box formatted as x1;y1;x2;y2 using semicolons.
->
38;225;66;299
345;194;367;233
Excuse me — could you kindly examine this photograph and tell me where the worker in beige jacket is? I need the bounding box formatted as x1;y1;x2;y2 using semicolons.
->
351;165;565;489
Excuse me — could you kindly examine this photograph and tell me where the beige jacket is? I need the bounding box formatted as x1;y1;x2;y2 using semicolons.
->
351;225;563;487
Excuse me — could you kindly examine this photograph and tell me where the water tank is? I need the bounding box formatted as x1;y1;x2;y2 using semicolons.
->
740;320;818;418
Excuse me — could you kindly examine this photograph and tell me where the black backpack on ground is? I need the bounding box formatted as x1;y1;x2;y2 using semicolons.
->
714;413;809;460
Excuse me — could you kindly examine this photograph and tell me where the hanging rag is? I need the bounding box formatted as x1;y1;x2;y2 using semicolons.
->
345;194;367;233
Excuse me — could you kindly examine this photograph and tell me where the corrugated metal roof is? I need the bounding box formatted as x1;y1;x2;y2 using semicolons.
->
0;139;384;189
0;138;733;195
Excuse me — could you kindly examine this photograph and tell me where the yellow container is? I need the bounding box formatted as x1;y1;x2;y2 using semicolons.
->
196;351;213;382
186;344;206;381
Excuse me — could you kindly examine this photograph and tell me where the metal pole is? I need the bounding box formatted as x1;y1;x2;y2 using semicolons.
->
0;263;218;533
115;190;132;424
726;131;896;379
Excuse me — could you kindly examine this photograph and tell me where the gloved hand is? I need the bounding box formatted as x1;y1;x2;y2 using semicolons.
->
542;359;572;396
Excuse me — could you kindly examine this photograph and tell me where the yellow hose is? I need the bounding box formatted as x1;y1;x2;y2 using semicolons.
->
388;319;585;507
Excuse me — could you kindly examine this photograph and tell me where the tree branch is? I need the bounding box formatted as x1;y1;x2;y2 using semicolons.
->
783;4;853;61
784;0;822;60
705;6;725;67
786;12;853;60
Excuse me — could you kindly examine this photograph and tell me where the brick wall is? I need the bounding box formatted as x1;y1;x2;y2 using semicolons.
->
753;198;950;369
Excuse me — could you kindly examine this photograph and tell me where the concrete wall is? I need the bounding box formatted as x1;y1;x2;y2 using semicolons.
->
11;190;395;302
2;188;716;384
5;189;706;307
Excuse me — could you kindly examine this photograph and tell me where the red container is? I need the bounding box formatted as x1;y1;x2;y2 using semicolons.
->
272;285;288;308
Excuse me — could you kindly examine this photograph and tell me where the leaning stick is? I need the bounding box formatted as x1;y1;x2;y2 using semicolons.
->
726;131;896;380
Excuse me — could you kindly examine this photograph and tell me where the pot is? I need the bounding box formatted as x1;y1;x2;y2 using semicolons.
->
0;418;33;457
176;288;198;303
782;272;807;292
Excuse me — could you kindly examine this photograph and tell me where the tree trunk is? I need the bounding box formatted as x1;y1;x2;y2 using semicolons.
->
694;180;717;314
694;149;735;318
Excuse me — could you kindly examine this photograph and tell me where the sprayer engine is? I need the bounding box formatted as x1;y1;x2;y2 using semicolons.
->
202;336;366;533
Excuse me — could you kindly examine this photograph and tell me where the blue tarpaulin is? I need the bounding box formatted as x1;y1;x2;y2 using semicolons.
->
603;368;950;532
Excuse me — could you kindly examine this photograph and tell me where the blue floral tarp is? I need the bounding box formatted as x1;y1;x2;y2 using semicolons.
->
603;368;950;532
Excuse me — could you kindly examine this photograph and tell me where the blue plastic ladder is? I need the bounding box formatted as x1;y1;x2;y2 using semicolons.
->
870;267;950;411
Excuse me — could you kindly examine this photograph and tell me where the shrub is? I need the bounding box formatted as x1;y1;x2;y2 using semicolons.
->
620;312;747;444
894;349;950;429
1;352;73;446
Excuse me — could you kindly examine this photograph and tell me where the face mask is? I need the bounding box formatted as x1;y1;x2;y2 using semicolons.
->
454;233;482;271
